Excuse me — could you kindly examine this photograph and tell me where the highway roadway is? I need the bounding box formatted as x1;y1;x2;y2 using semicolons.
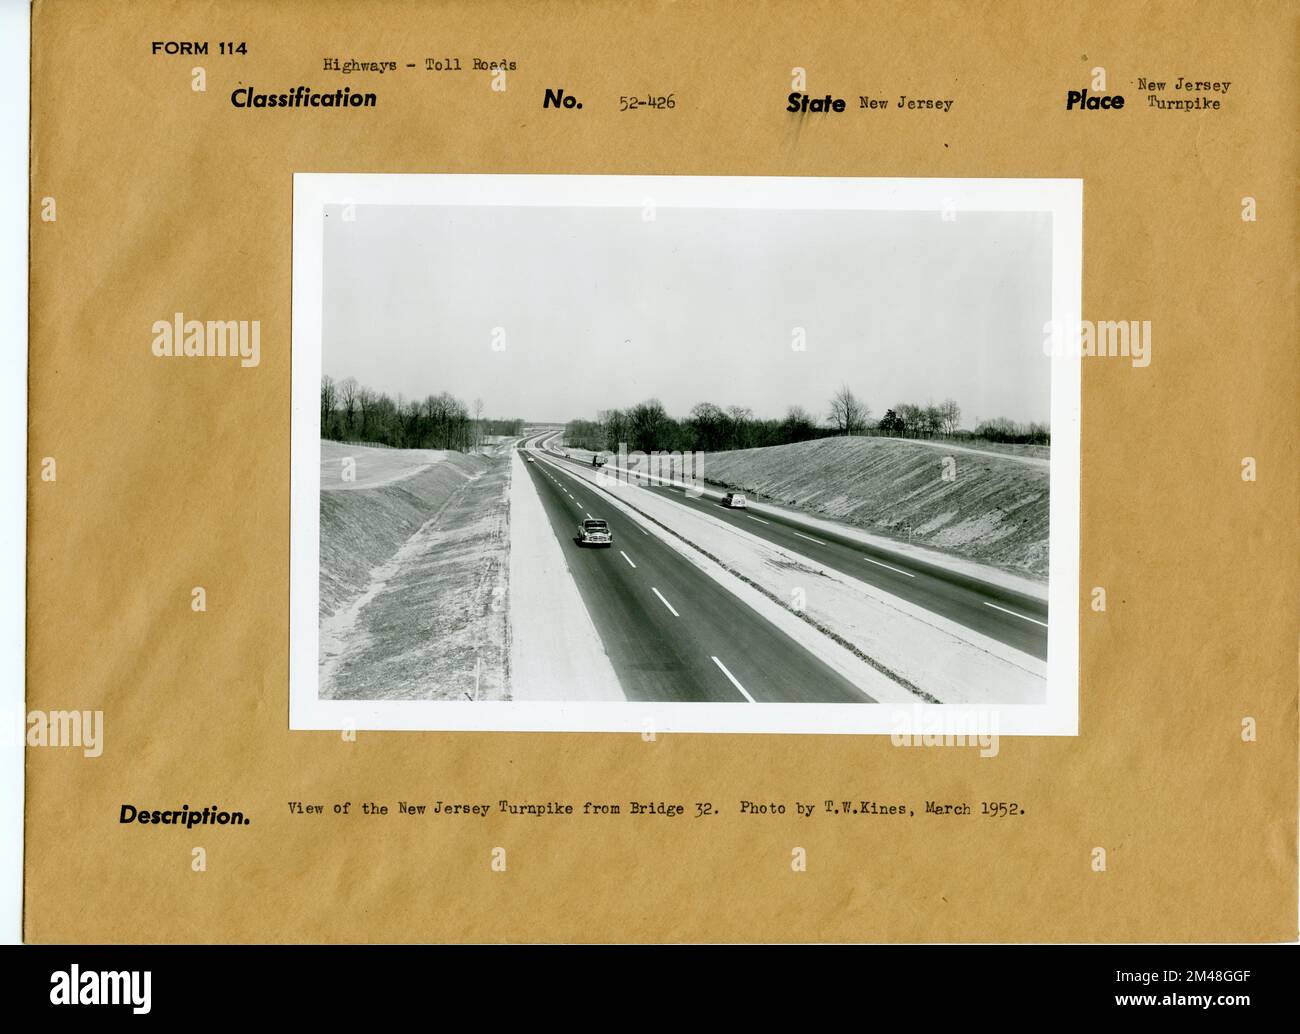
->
517;442;874;703
532;432;1049;659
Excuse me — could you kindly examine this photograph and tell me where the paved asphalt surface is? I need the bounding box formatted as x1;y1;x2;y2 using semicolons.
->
533;433;1049;660
518;440;874;703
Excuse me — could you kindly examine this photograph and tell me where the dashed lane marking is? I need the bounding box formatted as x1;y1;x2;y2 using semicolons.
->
862;556;916;578
983;601;1049;627
651;587;680;617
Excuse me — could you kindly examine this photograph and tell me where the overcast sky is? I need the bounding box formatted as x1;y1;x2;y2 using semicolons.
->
323;203;1053;427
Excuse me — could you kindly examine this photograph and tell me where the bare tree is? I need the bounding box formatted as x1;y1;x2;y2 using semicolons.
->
923;403;944;438
939;398;961;435
404;398;423;447
688;402;728;451
604;407;629;451
895;402;921;436
828;384;869;435
338;377;359;438
726;405;754;450
629;398;669;453
357;387;375;439
473;397;485;452
320;375;337;438
428;395;449;447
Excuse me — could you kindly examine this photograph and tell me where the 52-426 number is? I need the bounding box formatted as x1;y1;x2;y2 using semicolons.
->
620;94;676;111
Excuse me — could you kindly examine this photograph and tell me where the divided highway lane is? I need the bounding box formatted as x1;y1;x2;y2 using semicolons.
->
536;434;1048;660
518;451;874;703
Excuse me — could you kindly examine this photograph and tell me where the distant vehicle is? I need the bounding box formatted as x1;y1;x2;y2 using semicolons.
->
577;518;613;547
723;492;748;509
591;453;605;467
526;456;534;463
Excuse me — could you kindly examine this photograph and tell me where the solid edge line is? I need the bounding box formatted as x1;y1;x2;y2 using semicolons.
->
711;656;755;703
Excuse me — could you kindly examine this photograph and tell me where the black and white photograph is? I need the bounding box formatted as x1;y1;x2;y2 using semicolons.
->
290;175;1080;734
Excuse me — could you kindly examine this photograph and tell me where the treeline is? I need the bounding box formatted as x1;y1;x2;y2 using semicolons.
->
565;401;830;454
877;404;1048;444
964;417;1050;445
321;374;523;450
564;387;1049;454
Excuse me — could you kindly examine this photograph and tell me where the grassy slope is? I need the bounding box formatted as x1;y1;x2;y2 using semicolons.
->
319;443;513;701
319;449;489;618
324;459;510;701
704;437;1049;579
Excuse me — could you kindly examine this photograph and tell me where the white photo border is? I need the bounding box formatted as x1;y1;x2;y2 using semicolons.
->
290;174;1082;736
